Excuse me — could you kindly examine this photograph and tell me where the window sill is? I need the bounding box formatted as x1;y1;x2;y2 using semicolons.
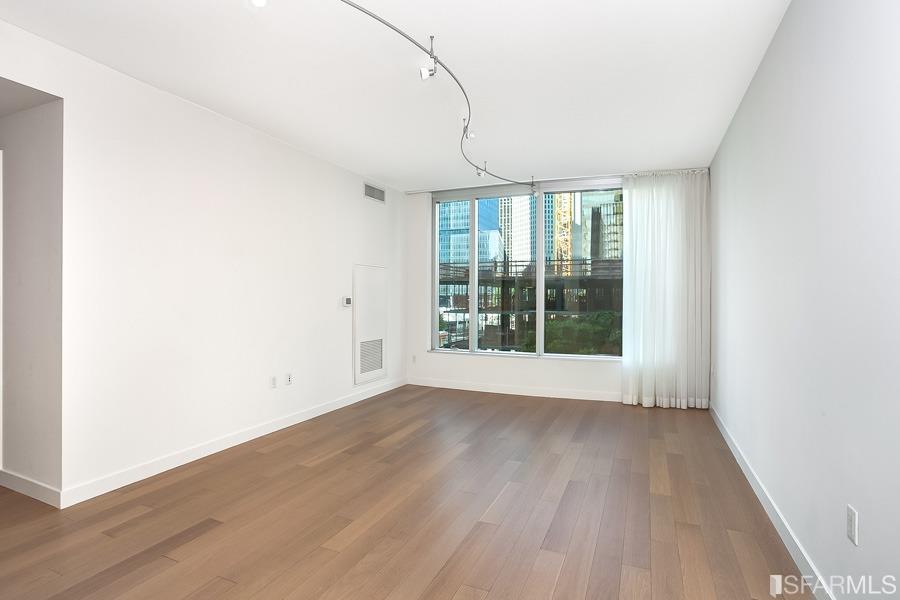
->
427;349;622;362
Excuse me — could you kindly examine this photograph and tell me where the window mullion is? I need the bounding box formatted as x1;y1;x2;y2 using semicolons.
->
536;186;545;356
431;199;439;350
468;198;478;352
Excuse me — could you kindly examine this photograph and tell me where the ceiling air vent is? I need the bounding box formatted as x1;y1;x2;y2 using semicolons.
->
364;184;386;202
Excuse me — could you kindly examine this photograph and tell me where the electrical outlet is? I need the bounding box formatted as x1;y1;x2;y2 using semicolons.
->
847;504;859;546
286;373;293;386
270;376;277;389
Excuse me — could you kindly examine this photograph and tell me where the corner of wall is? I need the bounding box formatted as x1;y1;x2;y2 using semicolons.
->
710;408;835;600
0;469;62;508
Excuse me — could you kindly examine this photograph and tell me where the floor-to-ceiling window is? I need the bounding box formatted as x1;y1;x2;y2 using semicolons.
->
476;195;537;352
543;189;623;356
435;199;471;349
433;180;623;357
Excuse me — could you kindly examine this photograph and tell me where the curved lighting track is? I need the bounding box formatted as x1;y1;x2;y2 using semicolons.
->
336;0;533;189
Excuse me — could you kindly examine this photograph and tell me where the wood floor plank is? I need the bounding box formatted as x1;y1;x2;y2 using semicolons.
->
316;537;405;600
584;458;631;600
675;521;717;600
247;547;337;599
374;418;430;448
650;539;684;600
181;576;236;600
385;458;527;600
649;439;671;495
551;472;610;600
629;410;650;475
46;518;221;600
619;564;652;600
519;549;565;600
693;484;752;600
218;514;351;596
541;479;587;553
480;481;524;526
728;528;777;600
322;481;420;552
464;452;563;591
0;386;810;600
622;473;651;569
478;444;584;600
649;494;676;544
667;453;701;525
0;503;155;580
451;585;488;600
79;556;177;600
649;489;683;600
418;521;497;600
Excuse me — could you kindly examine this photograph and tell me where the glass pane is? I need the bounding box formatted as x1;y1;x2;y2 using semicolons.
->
477;196;537;352
544;190;623;356
436;200;471;349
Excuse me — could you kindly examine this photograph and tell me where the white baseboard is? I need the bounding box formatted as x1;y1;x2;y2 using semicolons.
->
710;407;834;600
57;378;406;509
407;376;621;402
0;469;62;507
3;382;828;600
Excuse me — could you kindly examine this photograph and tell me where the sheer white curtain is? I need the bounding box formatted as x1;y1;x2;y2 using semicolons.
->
622;169;710;409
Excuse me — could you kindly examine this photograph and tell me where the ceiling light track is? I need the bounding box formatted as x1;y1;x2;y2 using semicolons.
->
335;0;534;190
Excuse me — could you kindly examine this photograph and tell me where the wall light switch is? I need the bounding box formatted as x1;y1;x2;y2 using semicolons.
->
270;376;277;389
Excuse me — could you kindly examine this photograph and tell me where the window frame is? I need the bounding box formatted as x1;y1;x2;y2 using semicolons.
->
432;177;623;360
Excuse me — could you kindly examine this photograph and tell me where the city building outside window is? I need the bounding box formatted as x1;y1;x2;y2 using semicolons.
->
434;181;623;357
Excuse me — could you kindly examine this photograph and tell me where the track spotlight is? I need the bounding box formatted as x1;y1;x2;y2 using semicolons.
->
337;0;533;186
420;56;436;80
420;36;437;80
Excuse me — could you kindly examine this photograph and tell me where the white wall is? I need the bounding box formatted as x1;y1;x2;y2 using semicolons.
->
710;0;900;594
0;149;2;469
0;100;63;493
404;193;622;401
0;21;408;507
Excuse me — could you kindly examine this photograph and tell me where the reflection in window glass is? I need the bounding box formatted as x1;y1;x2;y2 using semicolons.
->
436;200;471;349
544;189;623;356
477;196;537;352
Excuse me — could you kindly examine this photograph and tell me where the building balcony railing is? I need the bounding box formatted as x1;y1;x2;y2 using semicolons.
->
438;258;623;282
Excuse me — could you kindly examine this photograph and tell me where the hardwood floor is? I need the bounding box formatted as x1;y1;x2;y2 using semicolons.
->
0;385;810;599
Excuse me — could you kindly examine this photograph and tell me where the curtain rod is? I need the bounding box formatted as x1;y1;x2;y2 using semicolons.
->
409;166;709;196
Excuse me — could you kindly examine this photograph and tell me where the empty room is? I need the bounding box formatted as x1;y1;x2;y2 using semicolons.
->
0;0;896;598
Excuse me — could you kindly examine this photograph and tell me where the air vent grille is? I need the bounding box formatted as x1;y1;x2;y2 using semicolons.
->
360;339;384;374
364;184;386;202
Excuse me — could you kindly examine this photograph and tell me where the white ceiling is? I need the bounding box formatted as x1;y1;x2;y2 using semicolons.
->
0;0;789;191
0;76;59;118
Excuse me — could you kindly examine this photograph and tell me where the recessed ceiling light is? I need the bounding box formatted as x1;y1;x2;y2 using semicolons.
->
250;0;267;8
